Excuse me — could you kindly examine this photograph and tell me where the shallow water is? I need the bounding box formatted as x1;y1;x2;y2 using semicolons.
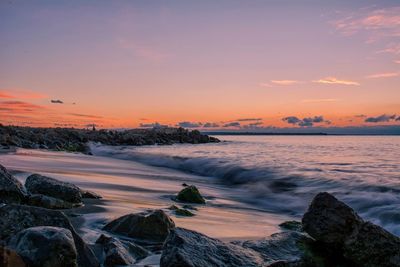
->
91;135;400;236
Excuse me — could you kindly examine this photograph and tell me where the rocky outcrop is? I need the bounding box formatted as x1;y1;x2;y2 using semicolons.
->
81;189;102;199
103;209;175;243
25;174;82;204
302;192;400;267
176;185;205;204
8;226;77;267
160;228;266;267
0;164;26;204
278;221;303;232
0;204;99;267
0;245;26;267
27;194;75;209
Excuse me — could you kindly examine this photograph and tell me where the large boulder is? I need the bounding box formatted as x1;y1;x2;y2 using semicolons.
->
176;185;205;204
0;245;26;267
302;192;400;267
0;204;99;267
8;226;77;267
27;194;74;209
160;228;265;267
103;209;175;243
0;164;26;204
25;174;82;204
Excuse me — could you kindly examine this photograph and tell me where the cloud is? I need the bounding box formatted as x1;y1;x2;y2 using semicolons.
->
51;99;64;104
355;114;367;118
270;80;301;85
177;121;202;128
0;89;47;99
396;116;400;121
365;114;397;123
0;101;46;113
203;122;220;128
68;113;103;119
313;77;360;86
242;121;264;129
365;72;399;79
223;122;241;128
236;118;262;122
118;38;170;63
139;122;168;128
282;115;330;127
301;99;338;103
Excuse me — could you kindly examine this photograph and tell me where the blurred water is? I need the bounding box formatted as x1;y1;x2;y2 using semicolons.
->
91;135;400;235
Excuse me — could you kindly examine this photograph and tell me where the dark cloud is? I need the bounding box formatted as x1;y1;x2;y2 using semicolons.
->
283;115;329;127
203;122;220;128
236;118;262;122
223;122;241;127
51;99;63;104
177;121;202;128
242;121;263;129
355;114;366;118
68;113;103;119
139;122;168;128
365;114;396;123
396;116;400;121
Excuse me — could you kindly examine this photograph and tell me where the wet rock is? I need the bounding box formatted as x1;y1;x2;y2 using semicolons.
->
0;204;99;267
302;192;362;247
176;185;205;204
168;205;179;210
103;209;175;243
0;164;26;204
8;226;77;267
279;221;303;232
160;227;265;267
175;208;195;217
81;189;102;199
25;174;82;204
0;245;26;267
302;192;400;267
27;194;75;209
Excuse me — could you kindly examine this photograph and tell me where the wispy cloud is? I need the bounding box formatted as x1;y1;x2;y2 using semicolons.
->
271;80;301;85
365;114;397;123
0;89;47;99
176;121;202;128
236;118;262;122
313;77;360;86
365;72;399;79
301;99;339;103
118;38;170;63
0;101;46;114
68;113;103;119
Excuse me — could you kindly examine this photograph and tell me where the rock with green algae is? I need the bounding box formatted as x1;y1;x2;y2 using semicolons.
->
176;185;205;204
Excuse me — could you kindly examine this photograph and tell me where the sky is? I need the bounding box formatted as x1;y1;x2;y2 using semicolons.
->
1;0;400;133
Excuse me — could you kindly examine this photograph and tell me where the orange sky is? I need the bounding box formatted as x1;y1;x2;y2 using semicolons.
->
0;1;399;131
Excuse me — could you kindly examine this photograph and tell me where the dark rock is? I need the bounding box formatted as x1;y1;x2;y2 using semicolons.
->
302;192;362;247
81;189;102;199
103;209;175;243
25;174;82;204
182;183;188;187
168;205;179;210
8;226;77;267
0;245;26;267
182;204;198;210
0;164;26;204
27;194;75;209
175;208;195;217
95;234;134;267
160;227;265;267
302;192;400;267
0;204;99;267
279;221;303;232
176;185;205;204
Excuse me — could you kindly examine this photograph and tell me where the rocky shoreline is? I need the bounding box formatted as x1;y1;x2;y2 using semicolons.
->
1;163;399;267
0;125;220;153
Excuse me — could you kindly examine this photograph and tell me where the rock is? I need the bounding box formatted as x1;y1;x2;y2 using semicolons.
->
95;234;134;267
182;204;197;210
176;185;205;204
27;194;74;209
25;174;82;204
160;227;265;267
81;189;102;199
302;192;362;247
0;164;26;204
0;245;26;267
103;209;175;243
8;226;78;267
175;208;195;217
0;204;99;267
302;192;400;267
168;205;179;210
278;221;302;232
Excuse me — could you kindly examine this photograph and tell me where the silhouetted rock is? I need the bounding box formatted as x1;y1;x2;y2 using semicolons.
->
0;164;26;204
27;194;74;209
160;228;265;267
8;226;77;267
81;189;102;199
176;185;205;204
302;192;400;267
25;174;82;204
0;245;26;267
278;221;302;232
103;209;175;243
175;208;195;217
0;204;99;267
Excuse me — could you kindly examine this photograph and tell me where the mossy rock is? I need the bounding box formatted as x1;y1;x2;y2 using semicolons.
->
176;185;205;204
279;220;303;232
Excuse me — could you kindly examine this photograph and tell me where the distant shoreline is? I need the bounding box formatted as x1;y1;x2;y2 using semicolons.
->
203;132;400;136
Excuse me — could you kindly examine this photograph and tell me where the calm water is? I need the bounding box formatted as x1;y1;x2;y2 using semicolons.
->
92;135;400;235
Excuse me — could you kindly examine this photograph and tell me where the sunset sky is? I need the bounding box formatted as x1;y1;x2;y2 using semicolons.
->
1;0;399;133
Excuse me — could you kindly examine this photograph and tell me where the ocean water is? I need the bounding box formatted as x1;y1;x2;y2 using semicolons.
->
91;135;400;236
